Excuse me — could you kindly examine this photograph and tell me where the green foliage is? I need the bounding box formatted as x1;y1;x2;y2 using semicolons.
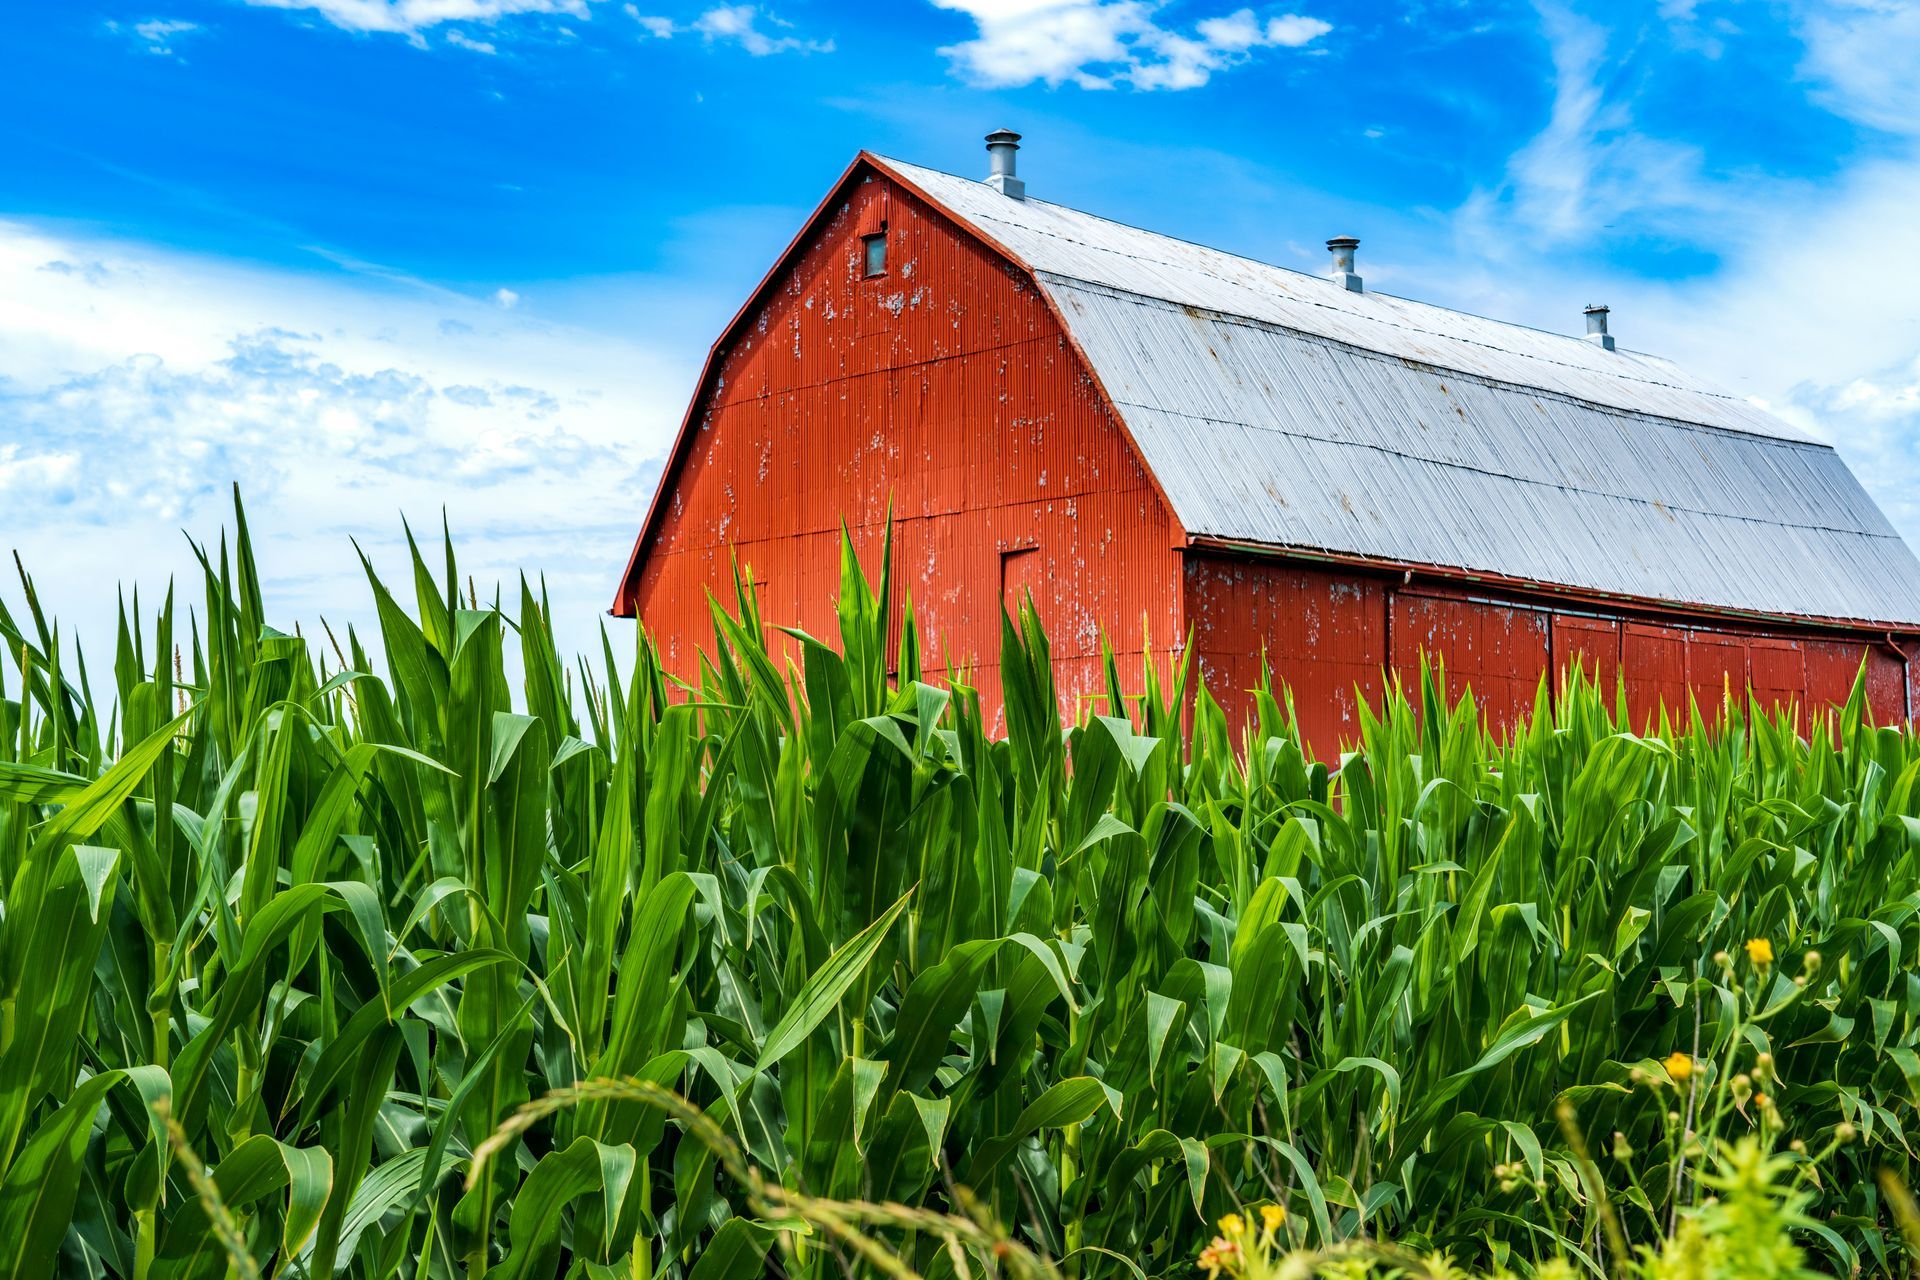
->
1195;1135;1830;1279
4;492;1920;1277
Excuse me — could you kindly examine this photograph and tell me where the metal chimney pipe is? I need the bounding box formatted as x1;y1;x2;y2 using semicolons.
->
1326;236;1362;293
985;129;1025;200
1584;304;1615;351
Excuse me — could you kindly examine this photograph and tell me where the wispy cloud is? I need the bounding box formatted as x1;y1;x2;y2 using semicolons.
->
445;28;499;51
930;1;1330;90
1794;0;1920;135
624;5;674;37
1401;1;1920;565
237;0;592;37
0;219;680;665
107;17;200;56
691;5;832;56
255;0;834;54
1457;2;1715;248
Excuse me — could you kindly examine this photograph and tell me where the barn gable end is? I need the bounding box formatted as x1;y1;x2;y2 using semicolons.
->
618;142;1920;752
618;160;1185;709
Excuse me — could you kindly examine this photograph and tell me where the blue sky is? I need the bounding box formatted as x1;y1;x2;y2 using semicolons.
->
5;0;1920;666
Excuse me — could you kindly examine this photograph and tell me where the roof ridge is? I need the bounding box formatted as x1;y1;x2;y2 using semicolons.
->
1038;272;1776;428
875;153;1687;375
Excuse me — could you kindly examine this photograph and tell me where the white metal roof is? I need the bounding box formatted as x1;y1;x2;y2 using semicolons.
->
875;155;1920;627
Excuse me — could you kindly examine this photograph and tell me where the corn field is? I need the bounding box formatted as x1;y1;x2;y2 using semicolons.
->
5;495;1920;1278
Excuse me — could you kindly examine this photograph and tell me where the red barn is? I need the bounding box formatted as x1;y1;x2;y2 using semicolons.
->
612;131;1920;752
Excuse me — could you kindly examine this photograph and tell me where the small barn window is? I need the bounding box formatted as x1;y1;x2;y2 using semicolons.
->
861;232;887;277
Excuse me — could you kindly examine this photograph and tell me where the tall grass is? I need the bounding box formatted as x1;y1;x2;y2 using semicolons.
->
3;492;1919;1278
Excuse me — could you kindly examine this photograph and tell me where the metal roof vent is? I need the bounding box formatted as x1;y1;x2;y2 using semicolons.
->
1326;237;1362;292
985;129;1025;200
1584;304;1616;351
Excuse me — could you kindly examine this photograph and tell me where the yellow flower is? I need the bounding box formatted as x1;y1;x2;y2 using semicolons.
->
1746;938;1774;966
1218;1212;1245;1237
1664;1051;1693;1082
1261;1203;1286;1233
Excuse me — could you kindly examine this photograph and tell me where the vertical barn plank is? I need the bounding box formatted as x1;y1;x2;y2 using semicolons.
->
1551;614;1621;697
1389;591;1548;738
1623;623;1689;729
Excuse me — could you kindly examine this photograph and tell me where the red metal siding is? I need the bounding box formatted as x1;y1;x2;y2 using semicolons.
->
1806;639;1862;714
1796;637;1903;725
1621;623;1690;728
1551;614;1621;695
1623;628;1898;730
1749;638;1808;716
1686;630;1749;720
1188;558;1913;759
1184;555;1388;759
1389;591;1549;736
629;172;1184;721
1868;647;1908;722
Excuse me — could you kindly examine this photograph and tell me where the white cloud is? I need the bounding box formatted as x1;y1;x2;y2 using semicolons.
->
930;1;1329;90
1262;12;1330;46
241;0;830;55
1458;2;1714;247
624;4;674;37
1389;2;1920;566
692;5;831;56
0;220;682;670
1770;349;1920;539
238;0;592;37
493;286;521;307
1631;157;1920;547
1795;0;1920;135
108;17;200;56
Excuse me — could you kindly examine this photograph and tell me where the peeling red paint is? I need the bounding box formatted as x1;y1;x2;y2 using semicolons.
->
624;172;1184;721
617;162;1915;752
1187;554;1908;758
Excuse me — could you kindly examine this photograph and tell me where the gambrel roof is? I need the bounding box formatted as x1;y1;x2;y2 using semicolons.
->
873;155;1920;628
618;151;1920;629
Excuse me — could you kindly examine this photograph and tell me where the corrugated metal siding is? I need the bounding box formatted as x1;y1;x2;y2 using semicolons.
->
1041;280;1919;623
1622;623;1690;723
878;157;1808;440
1184;554;1387;757
1552;615;1621;694
1188;554;1910;759
876;156;1920;628
632;173;1185;720
1390;591;1549;737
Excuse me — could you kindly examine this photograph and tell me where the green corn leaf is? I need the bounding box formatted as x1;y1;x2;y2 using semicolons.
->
153;1135;333;1278
39;710;190;844
961;1076;1109;1185
755;885;914;1073
307;1024;406;1276
295;948;517;1133
0;841;127;1173
492;1136;621;1280
685;1217;776;1280
0;1071;116;1280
